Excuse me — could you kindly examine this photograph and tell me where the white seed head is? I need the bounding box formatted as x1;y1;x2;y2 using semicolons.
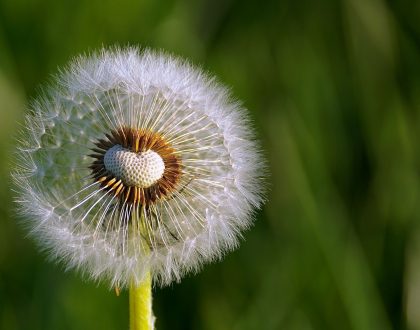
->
12;47;267;288
104;145;165;188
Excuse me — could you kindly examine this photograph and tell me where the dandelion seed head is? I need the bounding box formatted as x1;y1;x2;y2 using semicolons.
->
13;47;266;288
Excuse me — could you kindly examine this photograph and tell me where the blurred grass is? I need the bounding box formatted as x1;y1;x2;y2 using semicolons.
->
0;0;419;329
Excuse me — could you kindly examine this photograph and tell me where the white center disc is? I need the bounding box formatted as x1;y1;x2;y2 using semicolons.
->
104;145;165;188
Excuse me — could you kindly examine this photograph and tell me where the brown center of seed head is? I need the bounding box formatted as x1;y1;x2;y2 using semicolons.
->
89;127;182;206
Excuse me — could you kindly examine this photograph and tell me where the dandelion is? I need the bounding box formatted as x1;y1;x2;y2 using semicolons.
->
13;47;266;329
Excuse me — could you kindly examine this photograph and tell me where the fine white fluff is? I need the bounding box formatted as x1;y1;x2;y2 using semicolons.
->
13;47;266;288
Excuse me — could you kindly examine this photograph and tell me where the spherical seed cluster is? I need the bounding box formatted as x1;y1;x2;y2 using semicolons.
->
104;145;165;188
13;47;266;288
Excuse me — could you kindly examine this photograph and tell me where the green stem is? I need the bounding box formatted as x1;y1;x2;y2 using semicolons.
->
129;272;154;330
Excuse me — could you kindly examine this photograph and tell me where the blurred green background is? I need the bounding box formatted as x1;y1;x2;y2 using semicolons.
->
0;0;419;329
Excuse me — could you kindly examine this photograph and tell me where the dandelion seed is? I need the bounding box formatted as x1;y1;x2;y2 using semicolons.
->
13;47;266;328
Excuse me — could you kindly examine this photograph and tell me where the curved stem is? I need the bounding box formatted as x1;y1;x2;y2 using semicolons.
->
129;272;154;330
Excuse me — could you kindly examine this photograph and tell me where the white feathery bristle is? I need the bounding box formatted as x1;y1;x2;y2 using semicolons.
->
12;47;267;288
